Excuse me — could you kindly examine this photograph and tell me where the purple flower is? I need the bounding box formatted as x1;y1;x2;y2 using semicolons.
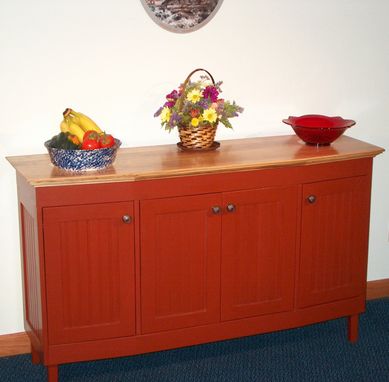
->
163;90;179;108
198;99;210;110
169;112;182;128
166;89;179;100
216;99;225;114
202;86;219;103
164;101;176;108
154;107;163;117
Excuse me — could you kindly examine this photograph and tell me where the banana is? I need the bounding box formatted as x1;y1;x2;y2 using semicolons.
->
67;117;85;143
63;108;103;134
60;118;70;133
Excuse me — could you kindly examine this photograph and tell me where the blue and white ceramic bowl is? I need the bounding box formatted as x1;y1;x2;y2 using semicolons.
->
45;139;121;171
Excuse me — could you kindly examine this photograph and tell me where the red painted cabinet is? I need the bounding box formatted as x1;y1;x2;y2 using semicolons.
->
7;136;383;382
298;176;371;308
221;186;298;321
43;202;136;344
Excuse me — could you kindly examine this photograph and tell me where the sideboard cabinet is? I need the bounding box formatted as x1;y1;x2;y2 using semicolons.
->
7;135;384;382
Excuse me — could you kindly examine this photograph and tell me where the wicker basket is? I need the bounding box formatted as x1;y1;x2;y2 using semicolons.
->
178;124;217;149
177;68;218;150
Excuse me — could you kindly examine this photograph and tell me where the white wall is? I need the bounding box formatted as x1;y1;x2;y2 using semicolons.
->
0;0;388;335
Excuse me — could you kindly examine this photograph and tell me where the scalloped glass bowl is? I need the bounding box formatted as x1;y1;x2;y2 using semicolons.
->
283;115;356;145
44;139;121;171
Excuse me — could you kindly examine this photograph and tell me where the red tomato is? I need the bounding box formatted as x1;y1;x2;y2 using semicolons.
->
83;130;100;142
99;133;115;148
82;138;100;150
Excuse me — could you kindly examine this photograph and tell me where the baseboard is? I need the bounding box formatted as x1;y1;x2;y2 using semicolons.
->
0;332;30;357
1;279;388;358
366;278;389;300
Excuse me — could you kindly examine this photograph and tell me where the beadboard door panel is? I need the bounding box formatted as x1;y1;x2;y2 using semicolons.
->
298;176;371;308
221;186;298;321
140;194;222;333
43;202;136;344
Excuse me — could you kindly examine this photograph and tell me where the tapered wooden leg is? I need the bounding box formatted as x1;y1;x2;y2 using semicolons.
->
47;365;58;382
31;344;40;364
347;314;359;343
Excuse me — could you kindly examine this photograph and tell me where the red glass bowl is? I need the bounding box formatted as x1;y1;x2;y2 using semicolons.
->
282;115;356;145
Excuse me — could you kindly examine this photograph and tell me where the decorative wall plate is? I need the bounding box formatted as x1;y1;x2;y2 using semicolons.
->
140;0;223;33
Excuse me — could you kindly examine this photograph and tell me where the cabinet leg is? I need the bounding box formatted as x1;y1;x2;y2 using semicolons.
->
47;365;58;382
31;345;41;364
347;314;359;343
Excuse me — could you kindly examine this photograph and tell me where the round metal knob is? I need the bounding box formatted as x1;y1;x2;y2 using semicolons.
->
122;215;132;223
226;203;236;213
212;206;221;215
307;195;317;204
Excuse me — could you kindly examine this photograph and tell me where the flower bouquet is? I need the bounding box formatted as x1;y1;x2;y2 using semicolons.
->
154;68;243;150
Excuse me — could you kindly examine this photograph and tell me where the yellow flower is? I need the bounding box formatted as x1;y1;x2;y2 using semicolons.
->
191;117;200;127
202;108;218;124
160;107;171;123
186;89;202;103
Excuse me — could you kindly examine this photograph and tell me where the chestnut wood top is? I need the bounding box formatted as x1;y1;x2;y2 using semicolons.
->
6;135;384;187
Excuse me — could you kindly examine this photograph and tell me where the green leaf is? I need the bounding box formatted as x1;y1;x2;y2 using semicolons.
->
220;118;233;129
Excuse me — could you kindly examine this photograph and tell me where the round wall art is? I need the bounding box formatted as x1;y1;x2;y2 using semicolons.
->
140;0;224;33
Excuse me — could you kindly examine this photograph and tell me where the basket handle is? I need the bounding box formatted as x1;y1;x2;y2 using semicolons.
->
176;68;215;112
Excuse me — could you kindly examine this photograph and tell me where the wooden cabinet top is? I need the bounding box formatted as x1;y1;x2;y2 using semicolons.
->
6;135;384;187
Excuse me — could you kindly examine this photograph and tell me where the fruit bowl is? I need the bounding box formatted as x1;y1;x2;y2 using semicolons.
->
45;139;121;171
282;115;356;145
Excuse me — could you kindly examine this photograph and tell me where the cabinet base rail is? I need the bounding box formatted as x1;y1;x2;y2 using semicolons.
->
36;310;361;382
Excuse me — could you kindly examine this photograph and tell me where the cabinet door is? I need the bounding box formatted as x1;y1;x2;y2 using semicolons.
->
43;202;135;345
221;186;298;321
140;194;221;333
298;176;370;308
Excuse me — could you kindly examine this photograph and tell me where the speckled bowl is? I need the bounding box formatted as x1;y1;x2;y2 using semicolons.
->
44;139;121;171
